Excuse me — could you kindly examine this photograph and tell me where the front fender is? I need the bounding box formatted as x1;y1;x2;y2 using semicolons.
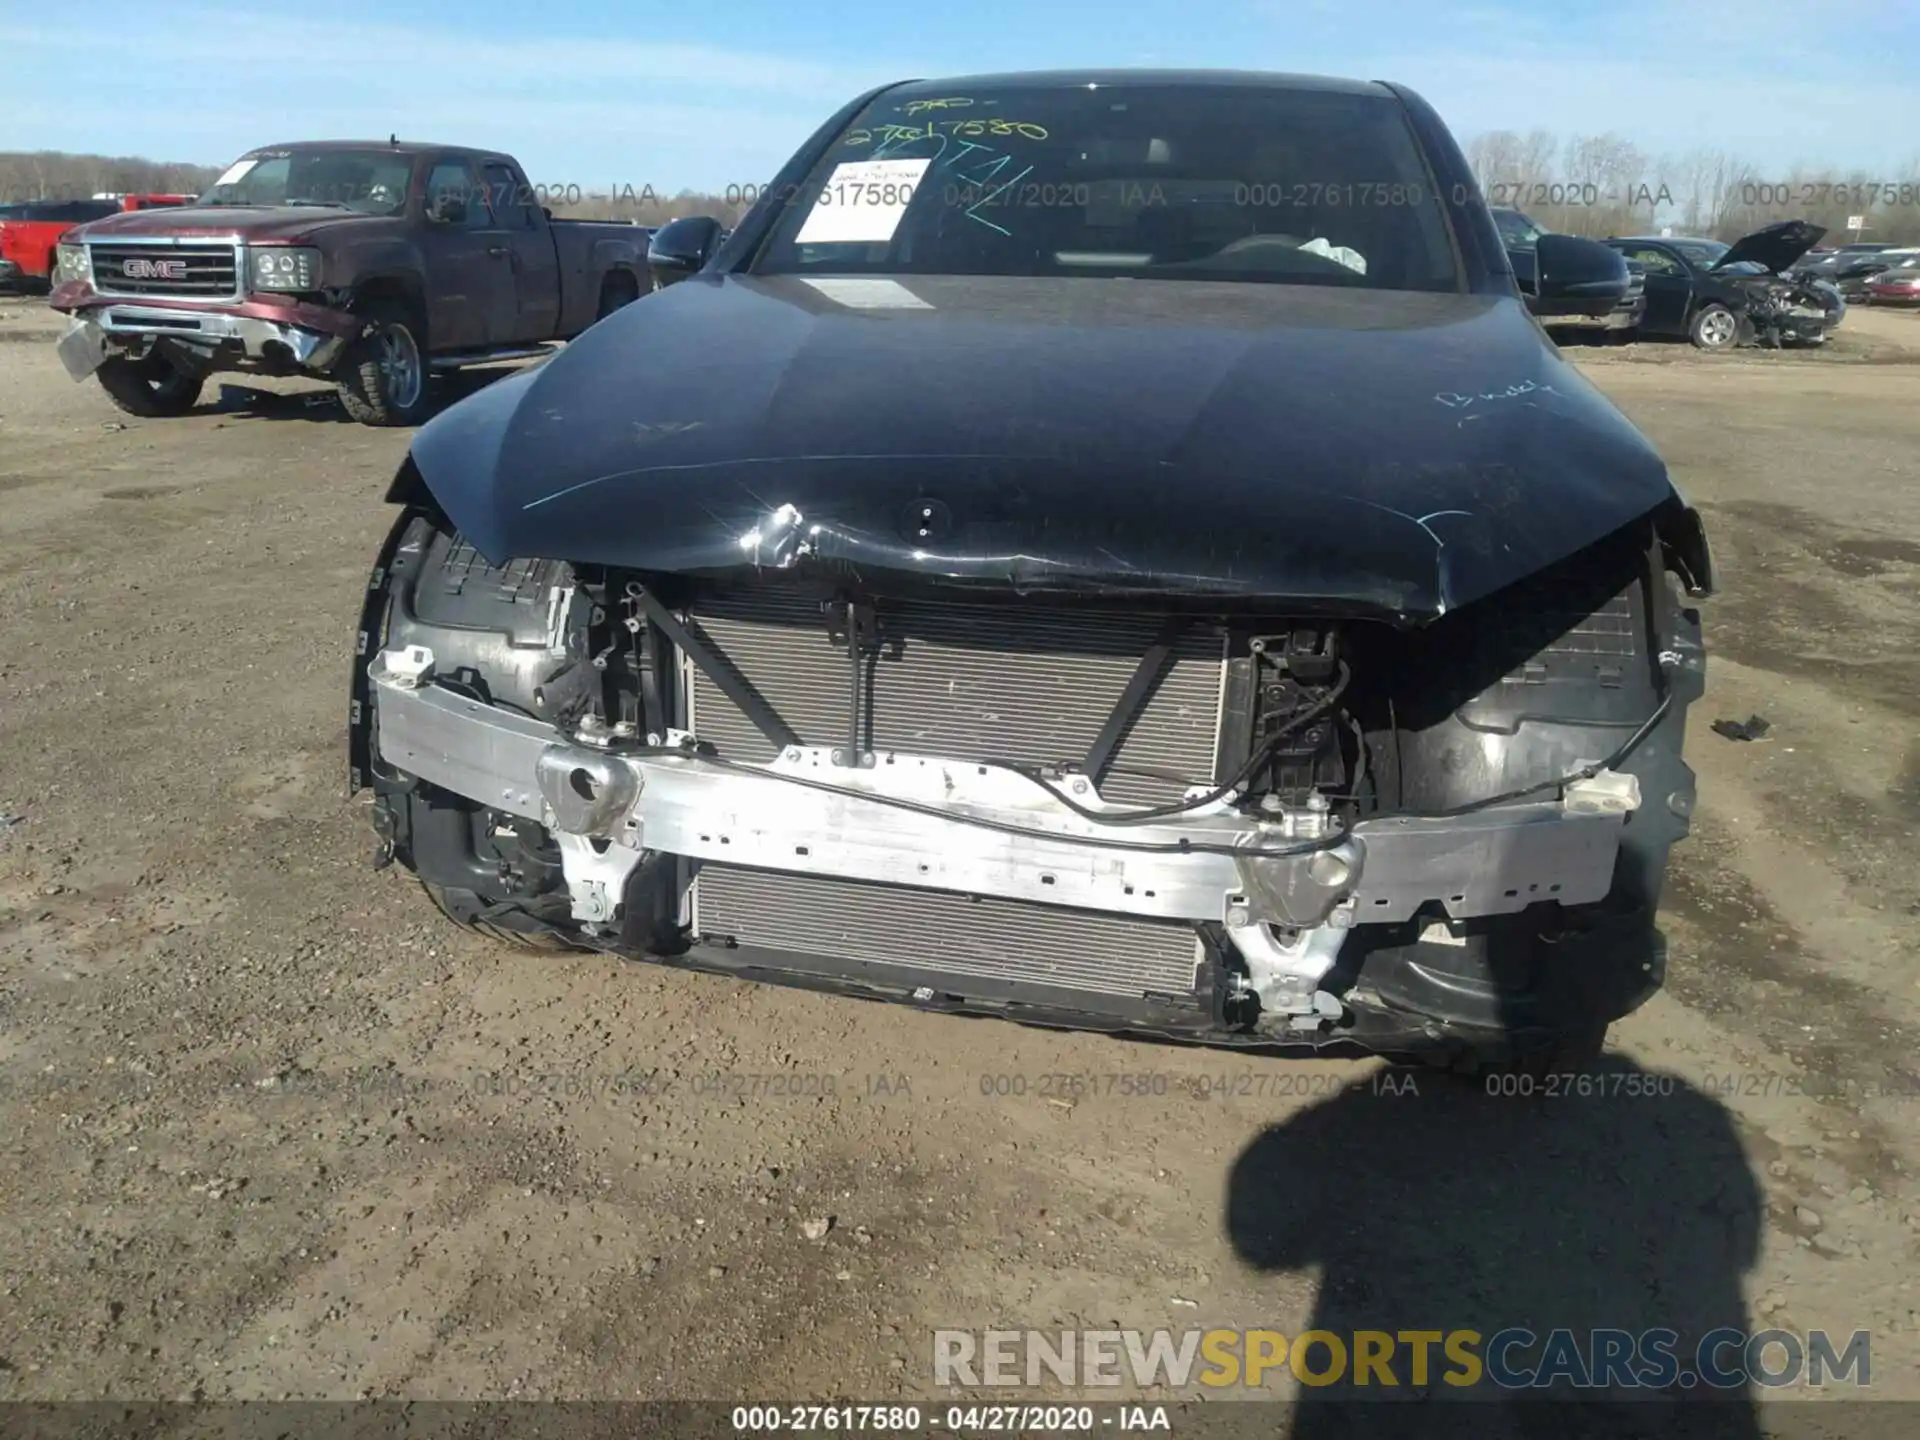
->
329;232;427;299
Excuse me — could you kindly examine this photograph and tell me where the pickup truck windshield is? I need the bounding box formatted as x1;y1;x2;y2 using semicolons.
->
198;150;414;216
752;83;1460;292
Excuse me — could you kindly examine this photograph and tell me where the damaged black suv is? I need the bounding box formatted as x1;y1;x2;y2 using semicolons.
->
349;69;1711;1073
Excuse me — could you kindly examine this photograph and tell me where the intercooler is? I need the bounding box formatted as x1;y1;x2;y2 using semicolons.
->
681;586;1227;1004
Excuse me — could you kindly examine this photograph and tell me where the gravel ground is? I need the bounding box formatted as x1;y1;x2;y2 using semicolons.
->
2;295;1918;1410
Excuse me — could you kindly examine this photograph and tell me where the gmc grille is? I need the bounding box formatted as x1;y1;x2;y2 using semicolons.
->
681;586;1225;1005
89;244;240;299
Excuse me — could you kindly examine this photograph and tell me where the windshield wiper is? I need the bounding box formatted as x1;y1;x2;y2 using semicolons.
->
282;199;354;210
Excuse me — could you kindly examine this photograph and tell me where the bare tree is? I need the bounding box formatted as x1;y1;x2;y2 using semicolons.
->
1467;129;1522;192
0;150;220;204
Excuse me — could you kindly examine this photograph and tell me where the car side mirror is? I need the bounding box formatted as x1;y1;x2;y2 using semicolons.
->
427;192;467;225
1505;245;1539;297
1534;233;1629;305
648;215;724;288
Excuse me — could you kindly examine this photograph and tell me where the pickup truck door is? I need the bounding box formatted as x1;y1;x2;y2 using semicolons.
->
480;160;562;343
420;157;515;351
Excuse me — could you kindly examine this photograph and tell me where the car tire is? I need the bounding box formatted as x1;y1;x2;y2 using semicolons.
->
595;270;642;321
1688;303;1740;351
419;880;577;952
95;353;205;418
334;300;432;427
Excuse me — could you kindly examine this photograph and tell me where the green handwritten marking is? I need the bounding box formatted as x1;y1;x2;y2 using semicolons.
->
963;165;1034;234
955;149;1017;186
948;118;1049;140
939;139;993;171
866;118;1048;149
902;96;976;116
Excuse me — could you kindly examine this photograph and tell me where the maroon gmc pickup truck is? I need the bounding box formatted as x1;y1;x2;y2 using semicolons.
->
48;140;651;425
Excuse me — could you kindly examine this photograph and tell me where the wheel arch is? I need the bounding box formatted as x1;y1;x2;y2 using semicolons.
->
349;273;429;332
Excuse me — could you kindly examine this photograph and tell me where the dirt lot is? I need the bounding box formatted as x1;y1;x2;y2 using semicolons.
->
2;295;1919;1414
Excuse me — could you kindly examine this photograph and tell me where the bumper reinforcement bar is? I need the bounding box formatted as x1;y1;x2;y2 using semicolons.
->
370;648;1640;937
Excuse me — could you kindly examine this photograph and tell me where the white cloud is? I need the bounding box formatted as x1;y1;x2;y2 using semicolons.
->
0;8;924;185
1249;0;1919;170
7;1;1917;182
1385;53;1918;173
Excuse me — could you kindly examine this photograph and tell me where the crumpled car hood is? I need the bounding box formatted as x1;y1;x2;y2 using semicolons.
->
408;273;1679;621
1714;219;1826;275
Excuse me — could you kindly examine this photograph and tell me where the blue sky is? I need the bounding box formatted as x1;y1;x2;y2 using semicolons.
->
5;0;1917;187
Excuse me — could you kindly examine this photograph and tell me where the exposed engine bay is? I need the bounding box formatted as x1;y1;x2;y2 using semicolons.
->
1736;273;1841;348
350;504;1706;1062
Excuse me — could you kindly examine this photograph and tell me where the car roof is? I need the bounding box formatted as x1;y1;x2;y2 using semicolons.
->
1610;235;1719;246
245;140;474;158
880;69;1396;98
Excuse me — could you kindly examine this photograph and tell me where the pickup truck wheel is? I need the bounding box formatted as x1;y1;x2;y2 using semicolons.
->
419;880;577;952
95;353;205;418
335;302;431;426
596;271;641;320
1688;303;1740;351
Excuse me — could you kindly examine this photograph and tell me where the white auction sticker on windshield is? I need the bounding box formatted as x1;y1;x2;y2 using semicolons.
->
212;158;258;188
794;159;931;245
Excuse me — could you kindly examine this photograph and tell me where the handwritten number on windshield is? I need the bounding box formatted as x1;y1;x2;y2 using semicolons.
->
862;126;1050;236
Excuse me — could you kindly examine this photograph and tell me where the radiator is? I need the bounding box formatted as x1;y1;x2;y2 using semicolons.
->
692;866;1204;1002
683;586;1227;803
681;586;1224;1003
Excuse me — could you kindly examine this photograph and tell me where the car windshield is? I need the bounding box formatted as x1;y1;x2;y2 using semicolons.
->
197;149;414;215
751;81;1461;292
1492;208;1545;247
1669;240;1728;268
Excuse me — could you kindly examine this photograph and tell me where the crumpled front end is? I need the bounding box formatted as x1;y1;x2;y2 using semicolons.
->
350;501;1706;1058
48;235;360;382
1735;275;1842;347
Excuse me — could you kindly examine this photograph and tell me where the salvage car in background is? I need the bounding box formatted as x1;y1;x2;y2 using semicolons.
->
1605;222;1840;348
1844;248;1920;301
1492;205;1646;333
1795;244;1919;301
1865;255;1920;305
1791;242;1887;278
47;141;650;425
353;69;1708;1075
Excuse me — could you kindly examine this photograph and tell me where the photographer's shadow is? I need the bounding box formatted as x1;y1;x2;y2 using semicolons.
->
1225;1056;1762;1438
